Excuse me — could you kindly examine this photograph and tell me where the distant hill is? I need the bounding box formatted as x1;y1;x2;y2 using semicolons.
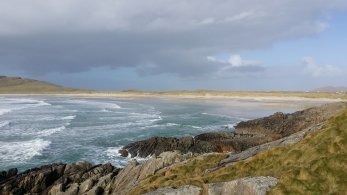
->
0;76;85;94
313;86;347;93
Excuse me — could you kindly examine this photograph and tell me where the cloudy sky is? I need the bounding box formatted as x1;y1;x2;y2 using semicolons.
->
1;0;347;91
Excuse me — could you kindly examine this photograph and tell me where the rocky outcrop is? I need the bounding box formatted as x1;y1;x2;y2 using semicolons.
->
0;161;120;195
144;185;202;195
143;176;277;195
0;152;193;195
208;176;278;195
120;102;347;158
103;151;193;194
121;136;195;158
0;168;18;183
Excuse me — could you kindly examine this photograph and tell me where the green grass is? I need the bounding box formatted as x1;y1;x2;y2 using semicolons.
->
0;76;91;94
130;108;347;194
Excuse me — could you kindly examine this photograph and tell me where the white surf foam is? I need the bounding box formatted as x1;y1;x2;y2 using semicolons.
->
0;121;10;128
0;108;13;116
61;115;76;120
36;126;66;137
0;98;51;116
67;99;121;109
190;125;202;129
105;147;151;167
165;123;180;127
106;146;125;158
0;139;51;162
222;123;238;129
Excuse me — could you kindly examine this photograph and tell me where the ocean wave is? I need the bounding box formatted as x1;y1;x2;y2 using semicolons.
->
202;112;251;121
201;112;233;118
0;121;10;128
36;126;66;137
61;115;76;120
0;98;51;116
0;109;12;116
106;146;125;158
67;99;121;109
140;122;180;130
222;123;238;129
0;139;51;162
190;125;202;129
105;147;151;168
166;123;180;127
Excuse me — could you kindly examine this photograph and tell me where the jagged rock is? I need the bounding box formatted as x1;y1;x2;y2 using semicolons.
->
48;183;64;195
86;186;104;195
118;149;129;157
144;185;202;195
104;151;193;194
122;136;195;158
0;162;119;195
64;161;92;175
79;178;96;193
208;176;278;195
0;168;18;182
64;183;79;195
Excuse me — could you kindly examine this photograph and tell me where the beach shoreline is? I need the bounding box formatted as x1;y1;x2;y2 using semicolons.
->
0;92;345;103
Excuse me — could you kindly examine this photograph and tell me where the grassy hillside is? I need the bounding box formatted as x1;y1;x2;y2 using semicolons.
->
130;107;347;194
0;76;89;94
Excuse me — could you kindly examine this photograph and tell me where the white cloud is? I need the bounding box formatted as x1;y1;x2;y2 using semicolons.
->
302;56;342;77
207;54;263;78
207;54;260;67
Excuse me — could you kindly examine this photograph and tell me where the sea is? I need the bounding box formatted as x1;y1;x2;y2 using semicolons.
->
0;96;328;172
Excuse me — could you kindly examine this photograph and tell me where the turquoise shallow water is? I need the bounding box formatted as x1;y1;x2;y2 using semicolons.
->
0;96;319;171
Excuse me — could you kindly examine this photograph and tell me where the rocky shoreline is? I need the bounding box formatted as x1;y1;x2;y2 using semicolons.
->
1;102;346;195
119;102;344;158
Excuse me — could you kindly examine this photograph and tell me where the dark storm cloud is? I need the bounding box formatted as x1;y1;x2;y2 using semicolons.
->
0;0;346;77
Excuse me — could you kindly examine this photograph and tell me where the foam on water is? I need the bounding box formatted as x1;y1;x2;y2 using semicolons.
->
36;126;67;137
67;99;121;110
105;147;151;167
0;121;10;128
0;98;51;116
0;108;13;116
0;139;51;162
190;125;202;129
61;115;76;120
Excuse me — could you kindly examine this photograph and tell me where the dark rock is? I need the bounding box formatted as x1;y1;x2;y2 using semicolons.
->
123;136;195;158
7;168;18;178
0;162;119;195
94;186;104;195
119;149;129;157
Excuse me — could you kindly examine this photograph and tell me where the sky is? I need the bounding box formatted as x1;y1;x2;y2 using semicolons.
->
0;0;347;91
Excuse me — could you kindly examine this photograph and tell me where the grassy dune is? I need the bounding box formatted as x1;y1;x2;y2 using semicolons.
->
130;108;347;194
0;76;89;94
